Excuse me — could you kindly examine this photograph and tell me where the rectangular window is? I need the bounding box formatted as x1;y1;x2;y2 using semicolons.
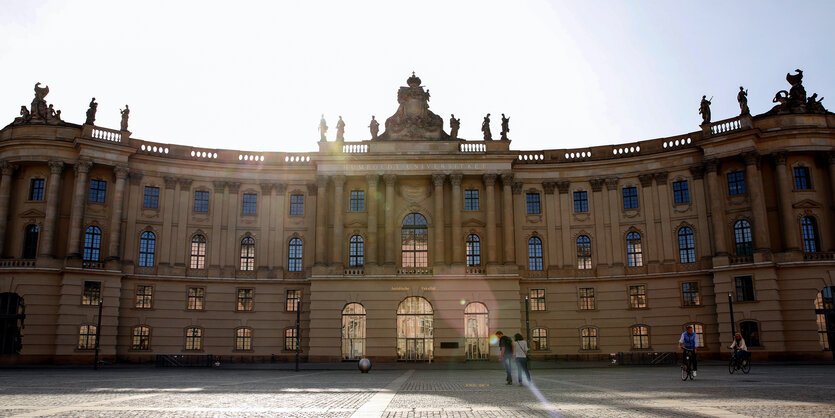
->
529;289;546;311
622;187;638;209
29;178;45;201
631;325;649;349
285;328;298;351
573;191;588;213
89;179;107;203
184;327;202;351
794;167;811;190
531;328;548;351
193;190;210;213
682;282;701;306
672;180;690;204
579;288;595;310
464;189;479;211
236;328;252;351
687;324;705;348
286;289;301;312
143;186;159;209
81;281;101;306
735;276;756;302
727;171;745;195
237;288;254;311
186;287;204;310
349;190;365;212
629;284;647;309
242;193;257;215
526;193;541;214
581;328;598;350
78;325;97;350
135;285;153;309
289;194;304;216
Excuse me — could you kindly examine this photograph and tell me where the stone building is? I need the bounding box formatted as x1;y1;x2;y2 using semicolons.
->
1;73;834;364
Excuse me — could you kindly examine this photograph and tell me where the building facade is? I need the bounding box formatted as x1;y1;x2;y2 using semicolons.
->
1;73;834;364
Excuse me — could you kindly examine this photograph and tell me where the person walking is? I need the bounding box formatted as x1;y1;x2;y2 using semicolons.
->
496;331;513;385
513;333;531;385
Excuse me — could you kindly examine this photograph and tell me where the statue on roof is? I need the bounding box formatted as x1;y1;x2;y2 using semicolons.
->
699;96;712;124
120;105;130;131
764;69;828;115
369;116;379;139
30;82;49;119
482;113;492;140
500;113;510;140
85;97;98;125
336;116;345;142
449;114;460;139
377;72;448;140
318;114;328;142
737;87;749;116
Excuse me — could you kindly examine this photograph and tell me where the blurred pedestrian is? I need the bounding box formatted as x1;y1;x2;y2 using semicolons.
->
496;331;513;385
514;333;531;385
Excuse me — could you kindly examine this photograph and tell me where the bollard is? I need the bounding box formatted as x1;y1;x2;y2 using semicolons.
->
358;358;372;373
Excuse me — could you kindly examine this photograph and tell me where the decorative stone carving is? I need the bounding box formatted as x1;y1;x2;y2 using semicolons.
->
129;171;144;185
699;95;712;124
449;114;460;139
369;116;379;139
163;176;177;189
737;87;749;116
13;82;66;126
274;183;286;194
772;151;788;166
654;171;668;185
0;160;17;176
365;174;379;187
449;173;462;187
228;182;241;194
765;69;828;115
704;159;719;173
482;173;497;187
742;151;760;167
501;172;514;185
120;105;130;131
85;97;98;125
212;180;227;192
511;182;523;194
542;182;556;194
638;174;654;188
114;166;129;180
589;178;604;192
316;175;329;189
31;82;49;119
306;183;317;194
378;73;447;140
74;160;92;174
431;173;446;187
689;165;705;180
556;181;570;194
604;177;619;191
481;114;492;140
336;116;345;142
500;113;510;140
319;114;328;142
178;178;193;191
260;183;274;194
384;174;397;186
331;175;346;187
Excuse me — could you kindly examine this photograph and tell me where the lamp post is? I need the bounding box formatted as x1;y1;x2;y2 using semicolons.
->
728;292;736;337
94;296;103;370
524;295;530;342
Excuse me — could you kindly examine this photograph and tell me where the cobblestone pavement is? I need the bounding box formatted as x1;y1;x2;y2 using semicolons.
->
0;364;833;417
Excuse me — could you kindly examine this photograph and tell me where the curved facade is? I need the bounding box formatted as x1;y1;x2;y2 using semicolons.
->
1;75;835;364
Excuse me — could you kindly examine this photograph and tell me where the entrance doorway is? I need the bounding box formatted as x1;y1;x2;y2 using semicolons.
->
0;293;25;355
464;302;489;360
396;296;433;361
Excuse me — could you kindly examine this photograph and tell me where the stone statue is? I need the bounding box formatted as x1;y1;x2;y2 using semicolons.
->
807;93;826;113
120;105;130;131
336;116;345;141
31;82;49;119
481;113;492;140
19;106;30;121
378;73;447;140
500;113;510;140
737;87;749;115
46;104;56;120
699;96;712;124
318;114;328;141
369;115;379;139
449;114;460;139
765;69;827;115
85;97;98;125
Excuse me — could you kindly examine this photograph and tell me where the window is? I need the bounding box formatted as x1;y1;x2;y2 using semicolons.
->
242;193;257;215
287;238;303;272
622;187;638;209
138;231;156;267
396;297;434;361
581;327;598;350
190;235;207;269
682;282;701;306
685;323;705;348
143;186;159;209
678;227;696;263
135;285;153;309
672;180;690;204
526;193;541;214
236;328;253;351
631;325;649;349
89;179;107;203
78;324;97;350
22;224;39;259
286;289;300;312
285;328;298;351
528;237;543;271
350;190;365;212
184;327;202;351
626;232;643;267
794;166;811;190
735;276;755;302
464;189;479;211
734;220;753;256
466;234;481;267
576;235;592;269
349;235;364;267
401;213;428;268
236;288;254;311
739;321;760;347
186;287;204;310
573;191;588;213
629;284;647;309
28;178;44;201
82;281;101;306
464;302;489;360
342;303;367;360
815;287;834;351
193;190;210;213
529;289;546;311
579;288;595;310
83;226;102;261
289;194;304;215
531;328;548;351
131;326;150;350
240;237;255;271
727;171;745;195
801;216;820;253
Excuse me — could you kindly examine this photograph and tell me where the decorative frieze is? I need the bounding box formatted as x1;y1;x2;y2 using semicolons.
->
604;177;619;191
589;178;604;192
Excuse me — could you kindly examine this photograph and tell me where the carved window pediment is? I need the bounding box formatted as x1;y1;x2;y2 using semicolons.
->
18;209;45;218
792;199;822;209
462;218;486;228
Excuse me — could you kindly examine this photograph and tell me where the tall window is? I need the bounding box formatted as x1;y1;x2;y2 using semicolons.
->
581;327;598;350
240;237;255;271
286;289;300;312
82;281;101;306
22;224;39;259
138;231;156;267
740;321;760;347
242;193;257;215
629;284;647;309
287;238;303;272
342;303;367;360
78;325;97;350
531;328;548;351
466;234;481;267
734;220;753;256
131;326;150;350
184;327;202;351
735;276;755;302
83;226;102;261
801;216;820;253
28;178;44;201
672;180;690;204
685;323;705;348
682;282;701;306
143;186;159;209
815;287;834;351
727;171;745;195
526;193;541;214
464;189;479;210
579;288;595;310
529;289;546;311
349;235;364;267
576;235;592;269
285;328;298;351
573;191;588;213
626;232;643;267
401;213;428;268
464;302;489;360
193;190;210;213
349;190;365;212
135;285;153;309
631;325;649;349
289;194;304;215
186;287;204;310
678;227;696;263
190;235;207;269
236;328;253;351
528;237;543;271
236;288;254;311
89;179;107;203
396;296;434;361
794;166;811;190
622;187;638;209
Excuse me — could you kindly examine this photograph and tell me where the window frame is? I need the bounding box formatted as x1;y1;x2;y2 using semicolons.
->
235;327;253;351
576;235;592;269
89;179;107;203
578;287;596;310
626;231;643;267
401;213;428;268
793;166;811;190
733;220;753;256
78;324;97;350
240;236;255;271
289;194;304;216
801;216;820;253
622;186;638;210
349;190;365;212
184;327;203;351
186;287;205;311
677;227;696;264
284;327;299;351
241;193;258;215
631;324;650;349
628;284;647;309
735;275;756;302
22;224;39;259
727;171;746;196
529;288;546;311
531;327;548;351
681;281;702;307
528;237;543;271
28;178;45;201
672;180;690;204
131;325;151;351
83;225;102;262
287;237;303;272
466;234;481;267
193;190;210;213
286;289;301;312
189;234;207;269
81;281;101;306
573;190;588;213
143;186;160;209
739;321;761;347
138;231;156;267
525;192;541;214
135;284;153;309
349;235;364;267
236;288;254;312
464;189;480;211
580;327;599;350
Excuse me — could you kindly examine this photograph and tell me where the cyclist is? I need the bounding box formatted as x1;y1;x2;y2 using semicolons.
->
678;325;699;377
729;333;748;367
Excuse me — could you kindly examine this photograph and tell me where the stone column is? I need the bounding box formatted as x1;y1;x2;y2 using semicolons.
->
655;172;674;263
331;175;346;268
271;183;286;272
743;152;771;254
556;181;572;268
123;172;143;266
590;178;608;266
258;183;273;273
365;174;379;266
705;159;729;255
66;160;92;257
159;176;177;266
501;173;516;265
450;173;464;264
637;174;657;264
384;174;397;266
605;177;622;266
0;161;18;257
483;173;498;264
175;178;192;267
689;166;711;260
542;181;557;269
107;166;129;259
432;174;446;266
829;153;835;250
209;181;226;270
314;176;328;266
226;182;241;271
772;152;800;252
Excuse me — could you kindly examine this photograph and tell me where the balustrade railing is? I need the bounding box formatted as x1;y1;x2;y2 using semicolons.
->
804;252;835;261
0;259;36;268
344;268;365;275
81;260;104;269
342;143;368;153
85;126;124;143
729;255;753;265
709;117;742;135
465;266;485;274
460;143;486;153
397;267;433;275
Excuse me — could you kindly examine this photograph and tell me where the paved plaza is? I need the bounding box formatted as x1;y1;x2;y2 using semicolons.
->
0;364;833;417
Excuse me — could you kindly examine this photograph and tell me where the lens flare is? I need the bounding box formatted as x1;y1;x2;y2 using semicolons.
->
459;299;467;306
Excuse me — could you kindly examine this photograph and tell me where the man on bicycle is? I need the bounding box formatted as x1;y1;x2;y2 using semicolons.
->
678;325;699;377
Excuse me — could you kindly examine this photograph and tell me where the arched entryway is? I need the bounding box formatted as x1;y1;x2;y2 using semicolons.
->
396;296;433;361
0;293;25;355
341;303;366;360
464;302;489;360
815;287;835;356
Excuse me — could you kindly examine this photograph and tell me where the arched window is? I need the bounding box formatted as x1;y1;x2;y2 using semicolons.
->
401;214;428;268
22;224;39;259
138;231;156;267
288;238;303;272
396;296;434;361
466;234;481;267
815;287;835;351
576;235;591;269
580;327;598;350
342;303;366;360
801;216;820;253
734;220;753;256
631;325;649;349
184;327;202;351
240;237;255;271
626;232;643;267
131;325;150;350
528;237;543;271
678;227;696;264
349;235;364;267
464;302;489;360
83;226;102;261
235;327;253;351
190;235;206;269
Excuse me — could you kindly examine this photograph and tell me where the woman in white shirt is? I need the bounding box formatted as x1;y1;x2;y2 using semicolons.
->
513;333;531;385
729;333;748;364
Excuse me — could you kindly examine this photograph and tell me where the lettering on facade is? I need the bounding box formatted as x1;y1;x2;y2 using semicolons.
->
321;162;493;173
391;286;410;291
422;286;436;291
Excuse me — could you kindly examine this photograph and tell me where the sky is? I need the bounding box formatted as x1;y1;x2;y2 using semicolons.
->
1;0;834;153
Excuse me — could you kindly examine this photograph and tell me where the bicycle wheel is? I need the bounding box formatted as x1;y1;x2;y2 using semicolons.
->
741;358;751;374
681;365;689;381
728;357;735;374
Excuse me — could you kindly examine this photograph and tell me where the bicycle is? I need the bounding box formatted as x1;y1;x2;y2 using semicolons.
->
680;347;695;381
728;348;751;374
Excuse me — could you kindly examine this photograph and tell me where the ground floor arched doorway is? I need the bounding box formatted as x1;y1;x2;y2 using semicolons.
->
0;293;25;355
815;287;835;357
396;296;433;361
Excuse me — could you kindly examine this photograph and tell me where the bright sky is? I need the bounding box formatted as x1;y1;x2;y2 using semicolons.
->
2;0;834;153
